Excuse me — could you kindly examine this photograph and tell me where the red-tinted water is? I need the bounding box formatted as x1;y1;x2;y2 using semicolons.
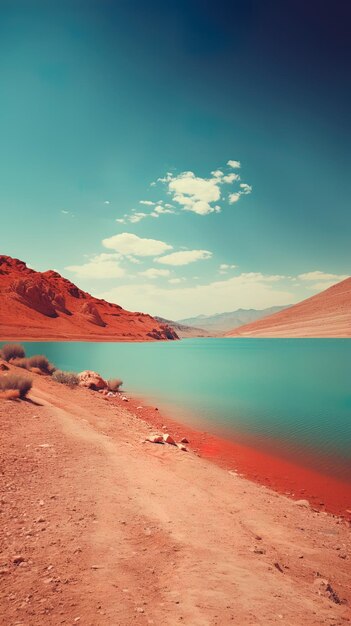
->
122;392;351;520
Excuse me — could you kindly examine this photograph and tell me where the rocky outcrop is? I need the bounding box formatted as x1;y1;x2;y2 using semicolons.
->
10;279;58;317
77;370;107;390
80;302;106;327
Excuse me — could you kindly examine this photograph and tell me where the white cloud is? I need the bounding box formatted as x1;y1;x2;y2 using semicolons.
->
154;205;174;214
102;232;172;257
98;272;295;319
219;263;237;273
169;171;221;215
156;249;212;266
104;200;110;205
298;271;348;282
66;253;125;279
240;183;252;194
211;170;224;178
129;212;147;223
139;200;155;206
222;173;240;183
227;160;241;169
139;268;171;279
228;193;240;204
116;218;126;223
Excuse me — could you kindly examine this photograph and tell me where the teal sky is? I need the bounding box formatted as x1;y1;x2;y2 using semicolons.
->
1;0;350;318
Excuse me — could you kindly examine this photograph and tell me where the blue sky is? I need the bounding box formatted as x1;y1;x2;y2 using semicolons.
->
1;0;350;318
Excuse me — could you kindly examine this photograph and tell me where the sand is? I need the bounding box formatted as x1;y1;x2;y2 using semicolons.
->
0;368;350;626
227;277;351;338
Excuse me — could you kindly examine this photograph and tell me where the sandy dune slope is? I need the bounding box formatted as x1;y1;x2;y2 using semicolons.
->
227;277;351;337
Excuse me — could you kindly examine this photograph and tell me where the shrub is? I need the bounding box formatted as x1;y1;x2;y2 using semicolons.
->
0;389;20;401
27;355;55;374
0;373;32;398
107;378;123;392
10;357;29;369
1;343;25;362
52;370;79;387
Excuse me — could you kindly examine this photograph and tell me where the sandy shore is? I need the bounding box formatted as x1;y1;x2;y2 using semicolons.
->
1;369;350;625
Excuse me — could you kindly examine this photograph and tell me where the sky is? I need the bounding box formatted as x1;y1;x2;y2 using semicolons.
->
0;0;350;319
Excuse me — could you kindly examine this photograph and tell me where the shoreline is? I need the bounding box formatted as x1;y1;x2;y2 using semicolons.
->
1;365;351;624
108;389;351;520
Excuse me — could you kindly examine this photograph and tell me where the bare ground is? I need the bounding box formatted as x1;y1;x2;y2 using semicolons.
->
0;371;350;626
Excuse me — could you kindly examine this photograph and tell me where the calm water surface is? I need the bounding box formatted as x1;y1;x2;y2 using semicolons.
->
20;339;351;481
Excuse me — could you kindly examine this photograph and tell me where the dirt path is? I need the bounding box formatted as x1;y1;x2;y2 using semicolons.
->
1;373;350;625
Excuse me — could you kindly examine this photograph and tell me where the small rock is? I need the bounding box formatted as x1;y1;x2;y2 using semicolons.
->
146;435;164;444
163;433;176;446
274;562;284;573
176;443;187;451
137;406;143;410
121;396;128;402
294;499;310;508
13;556;25;565
180;437;189;444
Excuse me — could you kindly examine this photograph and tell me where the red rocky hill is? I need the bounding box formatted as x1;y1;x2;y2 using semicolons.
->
0;256;178;341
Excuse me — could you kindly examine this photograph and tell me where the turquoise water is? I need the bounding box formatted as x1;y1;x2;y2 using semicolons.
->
15;339;351;480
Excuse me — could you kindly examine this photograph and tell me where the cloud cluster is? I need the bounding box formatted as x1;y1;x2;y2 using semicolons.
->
66;233;213;279
156;250;212;266
156;161;251;216
115;160;251;223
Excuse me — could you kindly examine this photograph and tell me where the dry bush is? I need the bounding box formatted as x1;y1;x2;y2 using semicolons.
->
1;343;25;362
107;378;123;392
11;357;30;369
52;370;79;387
0;373;32;398
27;355;55;374
0;389;20;401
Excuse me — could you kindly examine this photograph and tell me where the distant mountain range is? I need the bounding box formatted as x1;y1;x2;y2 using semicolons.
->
154;317;212;338
226;277;351;338
177;306;289;333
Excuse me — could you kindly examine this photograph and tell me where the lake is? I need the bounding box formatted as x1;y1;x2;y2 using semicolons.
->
18;338;351;483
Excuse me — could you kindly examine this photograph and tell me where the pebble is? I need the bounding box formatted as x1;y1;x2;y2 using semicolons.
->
13;555;25;565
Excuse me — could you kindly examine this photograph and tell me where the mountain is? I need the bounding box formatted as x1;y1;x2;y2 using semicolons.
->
154;316;212;338
178;306;289;333
227;278;351;338
0;256;178;341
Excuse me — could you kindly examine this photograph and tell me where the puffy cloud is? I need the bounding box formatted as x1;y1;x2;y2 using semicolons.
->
139;268;171;279
222;173;240;183
228;193;240;204
104;200;110;205
156;249;212;266
219;263;237;274
154;205;174;214
66;253;125;279
169;171;220;215
211;170;224;178
298;271;348;282
227;159;241;169
240;183;252;194
168;278;183;284
103;232;172;257
139;200;155;206
129;212;147;223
